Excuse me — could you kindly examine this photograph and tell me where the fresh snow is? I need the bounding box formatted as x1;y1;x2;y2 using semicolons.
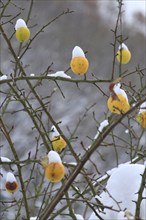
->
113;83;129;102
48;151;62;164
49;125;60;139
30;73;35;77
15;19;27;29
0;75;7;80
139;101;146;113
87;120;109;150
89;163;146;220
47;71;71;79
98;120;109;133
118;43;128;50
30;217;38;220
6;172;17;183
0;157;11;162
94;119;109;139
72;46;85;58
125;129;129;134
67;162;77;166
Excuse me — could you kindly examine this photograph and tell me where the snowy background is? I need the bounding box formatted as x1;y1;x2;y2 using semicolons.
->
0;0;146;219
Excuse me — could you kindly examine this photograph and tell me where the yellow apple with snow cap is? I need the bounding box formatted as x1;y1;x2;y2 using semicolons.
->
15;19;30;42
45;151;65;183
107;82;130;114
70;46;89;75
50;125;67;152
116;43;131;64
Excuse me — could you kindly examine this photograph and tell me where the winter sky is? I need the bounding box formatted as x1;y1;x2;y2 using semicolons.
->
124;0;145;22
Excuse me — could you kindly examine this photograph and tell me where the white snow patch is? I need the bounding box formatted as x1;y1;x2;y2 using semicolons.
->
6;172;16;183
0;157;11;162
72;46;85;58
89;163;146;220
15;19;27;30
30;73;35;77
0;75;7;80
98;120;109;133
88;120;109;150
139;101;146;113
47;71;71;79
30;217;38;220
118;43;128;50
48;151;62;164
75;214;84;220
113;83;129;102
94;119;109;139
67;162;77;166
49;125;60;139
125;129;129;134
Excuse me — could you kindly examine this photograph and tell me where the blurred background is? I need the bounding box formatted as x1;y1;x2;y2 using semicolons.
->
0;0;146;219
